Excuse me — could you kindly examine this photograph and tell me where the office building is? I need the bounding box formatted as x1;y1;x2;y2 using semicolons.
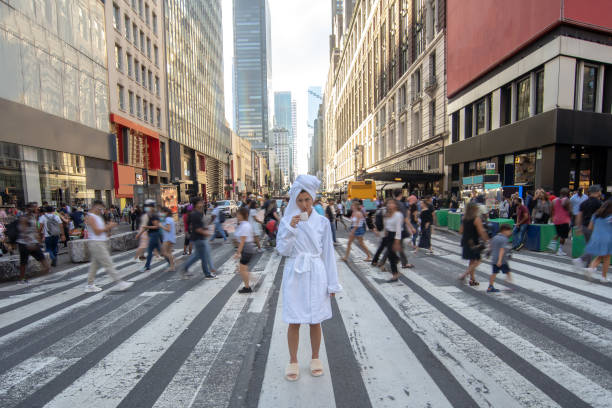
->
291;100;297;180
444;0;612;194
0;0;114;207
105;0;169;205
324;0;447;195
165;0;230;201
274;91;295;180
307;86;322;170
233;0;272;151
271;128;291;190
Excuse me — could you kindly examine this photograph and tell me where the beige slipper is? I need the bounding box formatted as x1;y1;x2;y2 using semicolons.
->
310;359;324;377
285;363;299;381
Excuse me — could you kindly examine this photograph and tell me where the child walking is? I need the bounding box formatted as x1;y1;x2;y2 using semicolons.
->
584;200;611;283
160;207;176;272
234;207;257;293
488;224;513;293
276;175;342;382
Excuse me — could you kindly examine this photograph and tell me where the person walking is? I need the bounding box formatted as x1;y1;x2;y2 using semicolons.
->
84;200;133;293
371;199;405;282
487;224;513;292
548;188;571;255
234;206;257;293
459;202;490;286
570;189;587;226
335;201;348;231
160;207;176;272
573;185;603;271
38;206;62;267
248;200;264;250
179;198;217;279
142;205;166;272
532;190;551;224
415;196;435;255
182;204;193;255
499;196;511;219
276;175;342;381
209;202;227;242
16;202;49;284
341;201;372;262
583;200;611;282
325;199;338;244
512;197;530;250
134;204;151;261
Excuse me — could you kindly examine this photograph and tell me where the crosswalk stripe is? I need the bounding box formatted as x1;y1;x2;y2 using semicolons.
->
333;256;453;407
151;252;282;408
257;271;337;408
44;257;241;408
337;244;480;407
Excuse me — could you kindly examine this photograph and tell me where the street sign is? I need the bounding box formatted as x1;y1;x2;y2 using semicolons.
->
486;162;496;175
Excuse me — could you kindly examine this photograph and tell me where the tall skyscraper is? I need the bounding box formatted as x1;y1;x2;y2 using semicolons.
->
274;91;294;179
291;100;297;180
307;86;323;163
165;0;230;200
233;0;272;152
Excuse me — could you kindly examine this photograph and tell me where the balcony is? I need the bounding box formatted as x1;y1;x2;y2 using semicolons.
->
424;75;438;94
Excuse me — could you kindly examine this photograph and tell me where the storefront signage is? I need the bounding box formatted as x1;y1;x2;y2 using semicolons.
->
473;175;484;184
486;162;496;175
536;149;542;160
462;176;473;185
485;183;502;190
135;173;144;185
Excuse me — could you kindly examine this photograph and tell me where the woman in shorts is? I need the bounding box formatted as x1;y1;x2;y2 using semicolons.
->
234;207;257;293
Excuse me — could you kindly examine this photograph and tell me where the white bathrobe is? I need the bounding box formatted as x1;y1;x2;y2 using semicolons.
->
277;210;342;324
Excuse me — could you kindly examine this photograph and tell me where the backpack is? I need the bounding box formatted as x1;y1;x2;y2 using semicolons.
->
46;214;62;236
5;219;19;243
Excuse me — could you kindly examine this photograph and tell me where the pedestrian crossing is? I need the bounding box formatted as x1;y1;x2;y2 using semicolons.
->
0;232;611;407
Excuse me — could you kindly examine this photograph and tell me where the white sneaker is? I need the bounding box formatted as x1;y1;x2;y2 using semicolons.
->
572;258;584;273
584;267;595;280
556;248;567;256
85;284;103;293
600;277;610;284
113;280;134;291
547;240;558;252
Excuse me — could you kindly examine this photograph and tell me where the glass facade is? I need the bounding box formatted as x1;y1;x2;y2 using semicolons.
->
233;0;272;150
164;0;229;161
0;0;109;132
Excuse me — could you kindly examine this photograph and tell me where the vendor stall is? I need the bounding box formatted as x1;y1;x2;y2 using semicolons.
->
435;209;449;227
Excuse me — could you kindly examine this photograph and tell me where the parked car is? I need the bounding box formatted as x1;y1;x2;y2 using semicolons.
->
216;200;237;218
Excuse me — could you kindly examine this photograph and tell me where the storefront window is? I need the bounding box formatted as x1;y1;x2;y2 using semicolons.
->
514;152;536;185
475;99;486;135
516;77;530;121
582;64;598;112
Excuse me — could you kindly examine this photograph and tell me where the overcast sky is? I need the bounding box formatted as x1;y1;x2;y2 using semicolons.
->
222;0;332;174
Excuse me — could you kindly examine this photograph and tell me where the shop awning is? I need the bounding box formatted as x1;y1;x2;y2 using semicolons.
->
376;182;406;191
367;170;444;184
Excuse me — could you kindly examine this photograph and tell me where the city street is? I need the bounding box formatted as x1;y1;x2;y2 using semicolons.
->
0;226;610;408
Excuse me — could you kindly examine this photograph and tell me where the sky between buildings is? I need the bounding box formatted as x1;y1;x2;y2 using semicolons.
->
222;0;332;174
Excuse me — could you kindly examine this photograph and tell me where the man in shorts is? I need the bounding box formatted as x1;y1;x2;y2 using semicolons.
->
488;224;513;293
17;202;49;284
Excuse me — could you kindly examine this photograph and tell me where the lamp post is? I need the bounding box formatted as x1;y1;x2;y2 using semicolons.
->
226;149;233;200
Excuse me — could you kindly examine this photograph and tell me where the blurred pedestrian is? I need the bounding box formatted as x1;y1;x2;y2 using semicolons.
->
459;202;489;286
342;201;371;262
583;200;611;283
234;207;256;293
16;202;49;284
160;207;176;272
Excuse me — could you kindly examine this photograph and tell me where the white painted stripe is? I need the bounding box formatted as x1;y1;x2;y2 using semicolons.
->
45;258;240;408
359;243;612;408
248;252;282;313
153;253;282;408
257;284;336;408
343;244;548;408
0;249;184;332
334;254;453;407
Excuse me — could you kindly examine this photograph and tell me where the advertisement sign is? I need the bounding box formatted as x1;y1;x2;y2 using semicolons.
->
486;162;496;175
161;186;178;213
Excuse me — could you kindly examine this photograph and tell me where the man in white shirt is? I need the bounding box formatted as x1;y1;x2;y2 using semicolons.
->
38;206;62;267
569;189;587;226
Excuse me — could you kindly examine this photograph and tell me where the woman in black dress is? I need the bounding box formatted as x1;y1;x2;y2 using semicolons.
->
459;202;490;286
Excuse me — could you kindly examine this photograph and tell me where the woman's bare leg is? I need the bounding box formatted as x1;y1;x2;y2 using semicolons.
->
357;237;372;261
288;324;300;364
309;323;321;360
343;236;354;260
601;255;610;279
239;263;250;288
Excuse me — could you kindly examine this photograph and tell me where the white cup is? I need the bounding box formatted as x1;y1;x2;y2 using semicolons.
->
299;212;309;222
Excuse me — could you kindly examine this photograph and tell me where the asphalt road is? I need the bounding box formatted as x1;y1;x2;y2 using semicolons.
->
0;222;610;407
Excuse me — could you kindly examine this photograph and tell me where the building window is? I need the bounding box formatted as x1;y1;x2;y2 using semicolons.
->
127;53;133;76
146;37;151;59
156;108;161;128
152;12;157;34
138;0;143;18
582;64;598;112
124;15;130;40
516;76;530;121
199;155;206;171
451;111;460;143
139;31;144;52
131;0;136;10
149;103;154;124
155;76;160;96
429;52;436;82
451;163;459;181
535;70;544;114
464;105;473;138
143;99;148;121
475;98;486;135
160;141;166;170
154;45;159;66
133;23;138;47
113;3;121;30
148;70;152;92
118;84;125;110
141;65;146;87
136;96;142;118
429;100;436;138
412;68;421;100
500;84;512;126
400;84;406;108
413;0;424;59
115;44;123;71
145;3;150;25
129;91;134;114
412;110;421;144
134;60;140;82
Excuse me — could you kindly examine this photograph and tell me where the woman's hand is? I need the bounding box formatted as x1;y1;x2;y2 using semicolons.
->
290;215;301;228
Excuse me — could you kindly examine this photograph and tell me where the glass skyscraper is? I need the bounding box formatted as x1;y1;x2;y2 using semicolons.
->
274;91;294;180
164;0;229;161
233;0;272;151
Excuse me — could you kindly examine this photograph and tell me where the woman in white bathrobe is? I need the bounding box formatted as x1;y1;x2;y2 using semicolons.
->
276;175;342;381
